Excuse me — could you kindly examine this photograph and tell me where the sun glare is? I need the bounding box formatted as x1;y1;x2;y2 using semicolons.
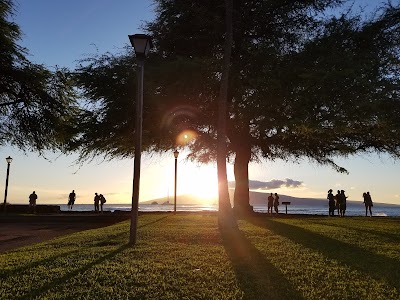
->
178;164;218;200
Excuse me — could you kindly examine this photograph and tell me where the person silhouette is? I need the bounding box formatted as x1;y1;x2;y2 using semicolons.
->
99;194;106;213
327;189;335;216
28;191;38;214
363;191;373;217
274;193;280;214
267;193;274;214
94;193;100;212
335;190;341;216
68;190;76;210
339;190;348;217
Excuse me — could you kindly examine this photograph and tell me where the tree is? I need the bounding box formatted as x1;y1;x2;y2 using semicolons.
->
0;0;77;153
217;0;234;224
73;1;400;213
144;0;400;212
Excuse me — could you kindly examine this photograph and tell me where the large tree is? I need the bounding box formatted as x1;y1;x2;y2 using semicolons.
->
217;0;235;224
73;0;400;212
0;0;77;153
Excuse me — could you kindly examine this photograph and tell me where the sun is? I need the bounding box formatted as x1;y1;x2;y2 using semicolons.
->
178;163;218;200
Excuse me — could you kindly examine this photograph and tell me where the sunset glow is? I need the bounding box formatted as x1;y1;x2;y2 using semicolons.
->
177;163;219;200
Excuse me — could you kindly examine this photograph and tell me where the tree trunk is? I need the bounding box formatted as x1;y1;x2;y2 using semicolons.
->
217;0;235;227
233;142;253;213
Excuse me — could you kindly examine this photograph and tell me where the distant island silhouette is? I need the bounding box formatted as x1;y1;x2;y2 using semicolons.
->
140;190;399;207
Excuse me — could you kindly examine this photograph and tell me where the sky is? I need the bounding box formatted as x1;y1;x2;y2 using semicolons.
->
2;0;399;205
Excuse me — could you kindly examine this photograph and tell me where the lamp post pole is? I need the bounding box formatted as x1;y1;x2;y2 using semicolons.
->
3;156;12;214
128;34;152;245
174;150;179;213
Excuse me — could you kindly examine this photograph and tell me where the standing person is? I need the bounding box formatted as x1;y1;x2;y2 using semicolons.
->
364;191;373;217
273;193;280;214
267;193;274;214
94;193;100;212
335;190;341;216
339;190;348;217
327;189;335;216
28;191;38;214
99;194;106;213
68;190;76;210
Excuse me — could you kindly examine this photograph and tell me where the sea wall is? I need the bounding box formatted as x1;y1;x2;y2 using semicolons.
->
0;204;61;213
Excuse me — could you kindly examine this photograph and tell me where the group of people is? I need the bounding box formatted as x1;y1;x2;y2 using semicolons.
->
327;189;348;217
327;189;373;217
267;193;280;214
28;190;107;213
94;192;107;213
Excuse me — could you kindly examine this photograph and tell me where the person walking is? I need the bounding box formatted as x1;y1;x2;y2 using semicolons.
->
99;194;106;213
94;193;100;212
363;191;373;217
68;190;76;210
273;193;280;214
28;191;38;214
267;193;274;214
327;189;335;216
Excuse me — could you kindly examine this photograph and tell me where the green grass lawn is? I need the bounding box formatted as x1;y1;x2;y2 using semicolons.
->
1;213;400;299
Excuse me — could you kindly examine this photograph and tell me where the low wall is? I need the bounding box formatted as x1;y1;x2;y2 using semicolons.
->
0;204;61;213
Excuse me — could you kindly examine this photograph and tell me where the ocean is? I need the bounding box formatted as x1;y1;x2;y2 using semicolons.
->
60;203;400;217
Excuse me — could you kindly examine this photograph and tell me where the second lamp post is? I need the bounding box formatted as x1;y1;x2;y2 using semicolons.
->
3;156;13;214
174;150;179;213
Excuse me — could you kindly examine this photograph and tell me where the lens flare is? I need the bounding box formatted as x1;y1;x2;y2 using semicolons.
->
176;130;197;145
160;105;199;129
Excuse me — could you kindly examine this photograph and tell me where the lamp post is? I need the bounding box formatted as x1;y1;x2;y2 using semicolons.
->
128;34;152;245
3;156;12;213
173;150;179;213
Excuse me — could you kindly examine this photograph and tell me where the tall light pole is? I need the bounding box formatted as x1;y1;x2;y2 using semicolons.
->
128;34;152;245
173;150;179;213
3;156;13;214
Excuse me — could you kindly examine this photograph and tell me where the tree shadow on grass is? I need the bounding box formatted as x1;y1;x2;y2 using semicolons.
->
0;249;81;278
220;225;304;300
14;216;170;299
16;243;130;300
247;216;400;291
138;215;170;228
307;219;400;242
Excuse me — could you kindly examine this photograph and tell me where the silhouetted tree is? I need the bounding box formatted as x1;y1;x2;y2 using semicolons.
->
0;0;77;153
217;0;235;224
73;1;400;213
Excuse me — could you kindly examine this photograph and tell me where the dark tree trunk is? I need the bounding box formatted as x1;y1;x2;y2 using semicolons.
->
217;0;236;227
233;142;253;213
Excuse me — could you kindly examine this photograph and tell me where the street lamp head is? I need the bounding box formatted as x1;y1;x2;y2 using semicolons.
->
5;156;12;164
173;150;179;159
128;34;153;59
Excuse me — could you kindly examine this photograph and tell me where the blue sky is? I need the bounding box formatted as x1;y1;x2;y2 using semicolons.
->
3;0;399;205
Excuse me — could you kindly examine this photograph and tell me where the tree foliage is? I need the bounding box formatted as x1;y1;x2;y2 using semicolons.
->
72;0;400;210
0;0;78;153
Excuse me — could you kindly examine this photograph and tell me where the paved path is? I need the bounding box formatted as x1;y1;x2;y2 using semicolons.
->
0;214;130;253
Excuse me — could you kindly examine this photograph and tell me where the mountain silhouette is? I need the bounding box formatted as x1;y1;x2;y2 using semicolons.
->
141;190;399;207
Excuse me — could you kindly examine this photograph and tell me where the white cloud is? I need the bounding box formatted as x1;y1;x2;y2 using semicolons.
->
229;178;303;190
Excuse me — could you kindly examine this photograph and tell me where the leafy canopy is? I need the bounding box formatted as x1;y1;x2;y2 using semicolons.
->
0;0;78;153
